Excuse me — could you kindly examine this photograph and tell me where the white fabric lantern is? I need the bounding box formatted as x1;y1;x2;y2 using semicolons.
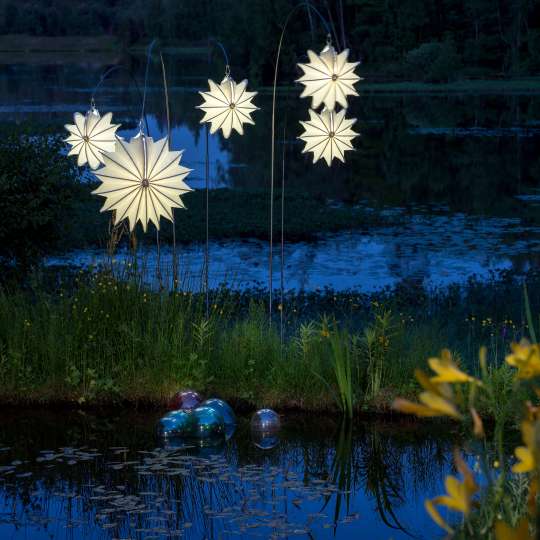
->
197;75;258;138
296;45;361;111
92;134;192;232
64;108;120;169
298;108;359;166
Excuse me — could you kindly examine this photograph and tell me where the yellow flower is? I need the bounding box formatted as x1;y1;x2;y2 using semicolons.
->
495;518;533;540
425;452;478;534
512;420;537;473
428;349;478;384
392;369;461;419
506;340;540;379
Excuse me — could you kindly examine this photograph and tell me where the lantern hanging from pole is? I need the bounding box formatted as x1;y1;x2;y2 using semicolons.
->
296;42;361;111
64;107;120;169
197;68;259;139
298;108;359;166
92;133;192;232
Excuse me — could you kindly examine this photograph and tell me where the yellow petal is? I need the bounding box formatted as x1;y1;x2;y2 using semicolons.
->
512;446;535;473
392;398;441;417
429;355;475;384
419;392;461;418
425;498;453;534
470;407;485;439
441;477;469;513
495;518;532;540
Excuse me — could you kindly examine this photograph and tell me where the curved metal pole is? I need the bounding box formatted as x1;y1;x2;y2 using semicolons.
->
203;39;232;317
90;63;149;135
269;2;332;321
159;51;177;291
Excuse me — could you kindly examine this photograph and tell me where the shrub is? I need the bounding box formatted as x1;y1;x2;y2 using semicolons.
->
0;127;80;268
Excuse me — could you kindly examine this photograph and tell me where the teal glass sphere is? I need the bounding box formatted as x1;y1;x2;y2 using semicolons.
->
201;398;236;425
158;409;196;437
191;406;225;440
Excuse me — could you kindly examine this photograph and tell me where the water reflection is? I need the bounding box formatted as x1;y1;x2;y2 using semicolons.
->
47;210;540;292
0;411;456;539
3;58;540;290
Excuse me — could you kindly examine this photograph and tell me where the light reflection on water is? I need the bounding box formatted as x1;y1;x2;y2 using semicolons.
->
0;411;456;539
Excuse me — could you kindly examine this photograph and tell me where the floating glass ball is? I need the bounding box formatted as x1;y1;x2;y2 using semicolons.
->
251;409;280;432
191;406;225;440
169;389;202;410
202;398;236;425
158;409;195;437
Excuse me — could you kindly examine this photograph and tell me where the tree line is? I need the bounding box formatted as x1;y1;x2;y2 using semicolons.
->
1;0;539;83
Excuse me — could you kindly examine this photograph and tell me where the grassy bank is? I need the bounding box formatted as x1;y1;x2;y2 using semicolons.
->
0;267;535;420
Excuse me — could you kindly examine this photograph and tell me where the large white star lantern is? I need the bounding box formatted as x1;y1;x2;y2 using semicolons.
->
92;134;192;232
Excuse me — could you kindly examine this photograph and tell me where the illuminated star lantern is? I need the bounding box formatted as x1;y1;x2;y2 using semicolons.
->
298;108;359;166
197;75;258;138
64;108;120;169
92;134;192;232
296;45;361;111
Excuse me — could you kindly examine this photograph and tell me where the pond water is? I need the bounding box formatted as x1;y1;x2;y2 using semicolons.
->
0;410;459;540
2;56;540;291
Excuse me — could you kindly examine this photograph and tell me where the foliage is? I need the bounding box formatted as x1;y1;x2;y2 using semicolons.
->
0;129;81;268
0;0;539;82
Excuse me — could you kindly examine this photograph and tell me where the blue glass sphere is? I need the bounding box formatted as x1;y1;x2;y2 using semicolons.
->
158;409;196;437
169;389;202;410
191;406;225;440
201;398;236;426
251;409;280;432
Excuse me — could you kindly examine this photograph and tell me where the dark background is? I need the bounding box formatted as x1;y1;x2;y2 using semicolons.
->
0;0;539;84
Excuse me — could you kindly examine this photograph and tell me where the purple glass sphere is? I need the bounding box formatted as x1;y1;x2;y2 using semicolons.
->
169;389;202;411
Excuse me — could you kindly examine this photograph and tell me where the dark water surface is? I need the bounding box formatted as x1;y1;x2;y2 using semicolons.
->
0;411;457;540
2;57;540;290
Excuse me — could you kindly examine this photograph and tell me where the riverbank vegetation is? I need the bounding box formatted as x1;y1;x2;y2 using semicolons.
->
0;265;536;421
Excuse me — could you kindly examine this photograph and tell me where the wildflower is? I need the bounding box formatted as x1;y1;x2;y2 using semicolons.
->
506;340;540;379
428;349;478;384
320;328;330;338
425;452;478;534
392;369;461;419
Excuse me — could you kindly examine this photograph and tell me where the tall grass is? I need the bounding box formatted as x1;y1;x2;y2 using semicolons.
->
0;268;537;415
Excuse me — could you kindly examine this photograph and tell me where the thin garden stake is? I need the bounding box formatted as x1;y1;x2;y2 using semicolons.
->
205;122;210;318
280;122;287;347
159;51;178;290
269;3;332;322
203;38;231;317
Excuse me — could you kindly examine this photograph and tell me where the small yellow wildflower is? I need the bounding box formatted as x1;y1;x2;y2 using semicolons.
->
506;340;540;379
428;349;478;384
425;452;478;534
